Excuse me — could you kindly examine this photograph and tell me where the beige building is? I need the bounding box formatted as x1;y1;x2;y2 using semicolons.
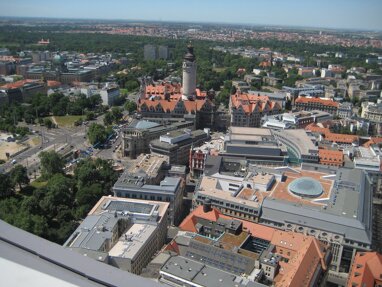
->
229;93;282;127
361;101;382;123
63;196;169;275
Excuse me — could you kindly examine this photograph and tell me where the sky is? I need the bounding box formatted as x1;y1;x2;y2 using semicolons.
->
1;0;382;31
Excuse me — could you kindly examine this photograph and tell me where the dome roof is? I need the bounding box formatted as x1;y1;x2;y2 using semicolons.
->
288;177;323;198
53;53;64;64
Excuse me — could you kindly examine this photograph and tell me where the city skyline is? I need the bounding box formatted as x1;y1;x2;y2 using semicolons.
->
1;0;382;31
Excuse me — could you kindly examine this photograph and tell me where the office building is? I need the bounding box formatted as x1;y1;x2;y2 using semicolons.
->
221;127;289;165
121;119;194;159
193;159;374;285
99;83;120;106
112;157;184;225
158;204;329;287
144;45;157;61
63;196;169;275
158;45;169;60
0;220;161;287
150;129;209;165
318;149;344;167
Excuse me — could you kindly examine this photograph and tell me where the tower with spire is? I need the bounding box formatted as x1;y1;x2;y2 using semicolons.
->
182;43;197;100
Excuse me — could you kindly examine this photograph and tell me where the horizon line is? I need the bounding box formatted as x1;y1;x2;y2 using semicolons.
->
0;15;381;33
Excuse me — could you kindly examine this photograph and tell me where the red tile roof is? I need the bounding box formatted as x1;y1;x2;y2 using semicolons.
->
305;123;359;144
295;97;339;108
231;93;281;115
318;149;344;166
179;205;328;287
347;252;382;287
1;79;38;89
47;80;62;88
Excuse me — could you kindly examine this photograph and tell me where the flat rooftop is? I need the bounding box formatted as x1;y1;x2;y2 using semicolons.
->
228;127;273;142
109;224;157;260
160;256;262;287
272;129;318;155
0;221;161;287
124;153;168;179
89;196;169;219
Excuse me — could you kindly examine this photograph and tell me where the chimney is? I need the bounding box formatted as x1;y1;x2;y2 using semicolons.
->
203;198;212;213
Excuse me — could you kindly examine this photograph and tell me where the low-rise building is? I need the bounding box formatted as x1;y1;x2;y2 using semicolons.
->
337;102;353;119
63;196;169;275
361;101;382;123
262;110;333;129
295;97;339;115
353;146;382;172
318;148;344;167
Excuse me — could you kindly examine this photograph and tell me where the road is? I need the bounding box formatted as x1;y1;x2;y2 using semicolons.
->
1;123;89;176
1;113;130;176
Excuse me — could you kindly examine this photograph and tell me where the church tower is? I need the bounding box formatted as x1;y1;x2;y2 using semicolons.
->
182;43;197;100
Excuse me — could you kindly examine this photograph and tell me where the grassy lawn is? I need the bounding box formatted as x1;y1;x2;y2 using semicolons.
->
53;115;84;127
30;180;47;188
28;136;41;146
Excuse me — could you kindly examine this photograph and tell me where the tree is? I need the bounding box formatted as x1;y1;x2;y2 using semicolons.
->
10;164;29;191
230;85;237;95
39;150;64;178
74;158;118;192
104;112;114;126
111;107;123;123
124;100;137;114
125;80;139;92
85;111;96;121
0;173;13;198
44;118;54;129
87;123;108;145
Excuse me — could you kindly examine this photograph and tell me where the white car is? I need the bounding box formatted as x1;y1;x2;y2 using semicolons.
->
11;159;17;164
